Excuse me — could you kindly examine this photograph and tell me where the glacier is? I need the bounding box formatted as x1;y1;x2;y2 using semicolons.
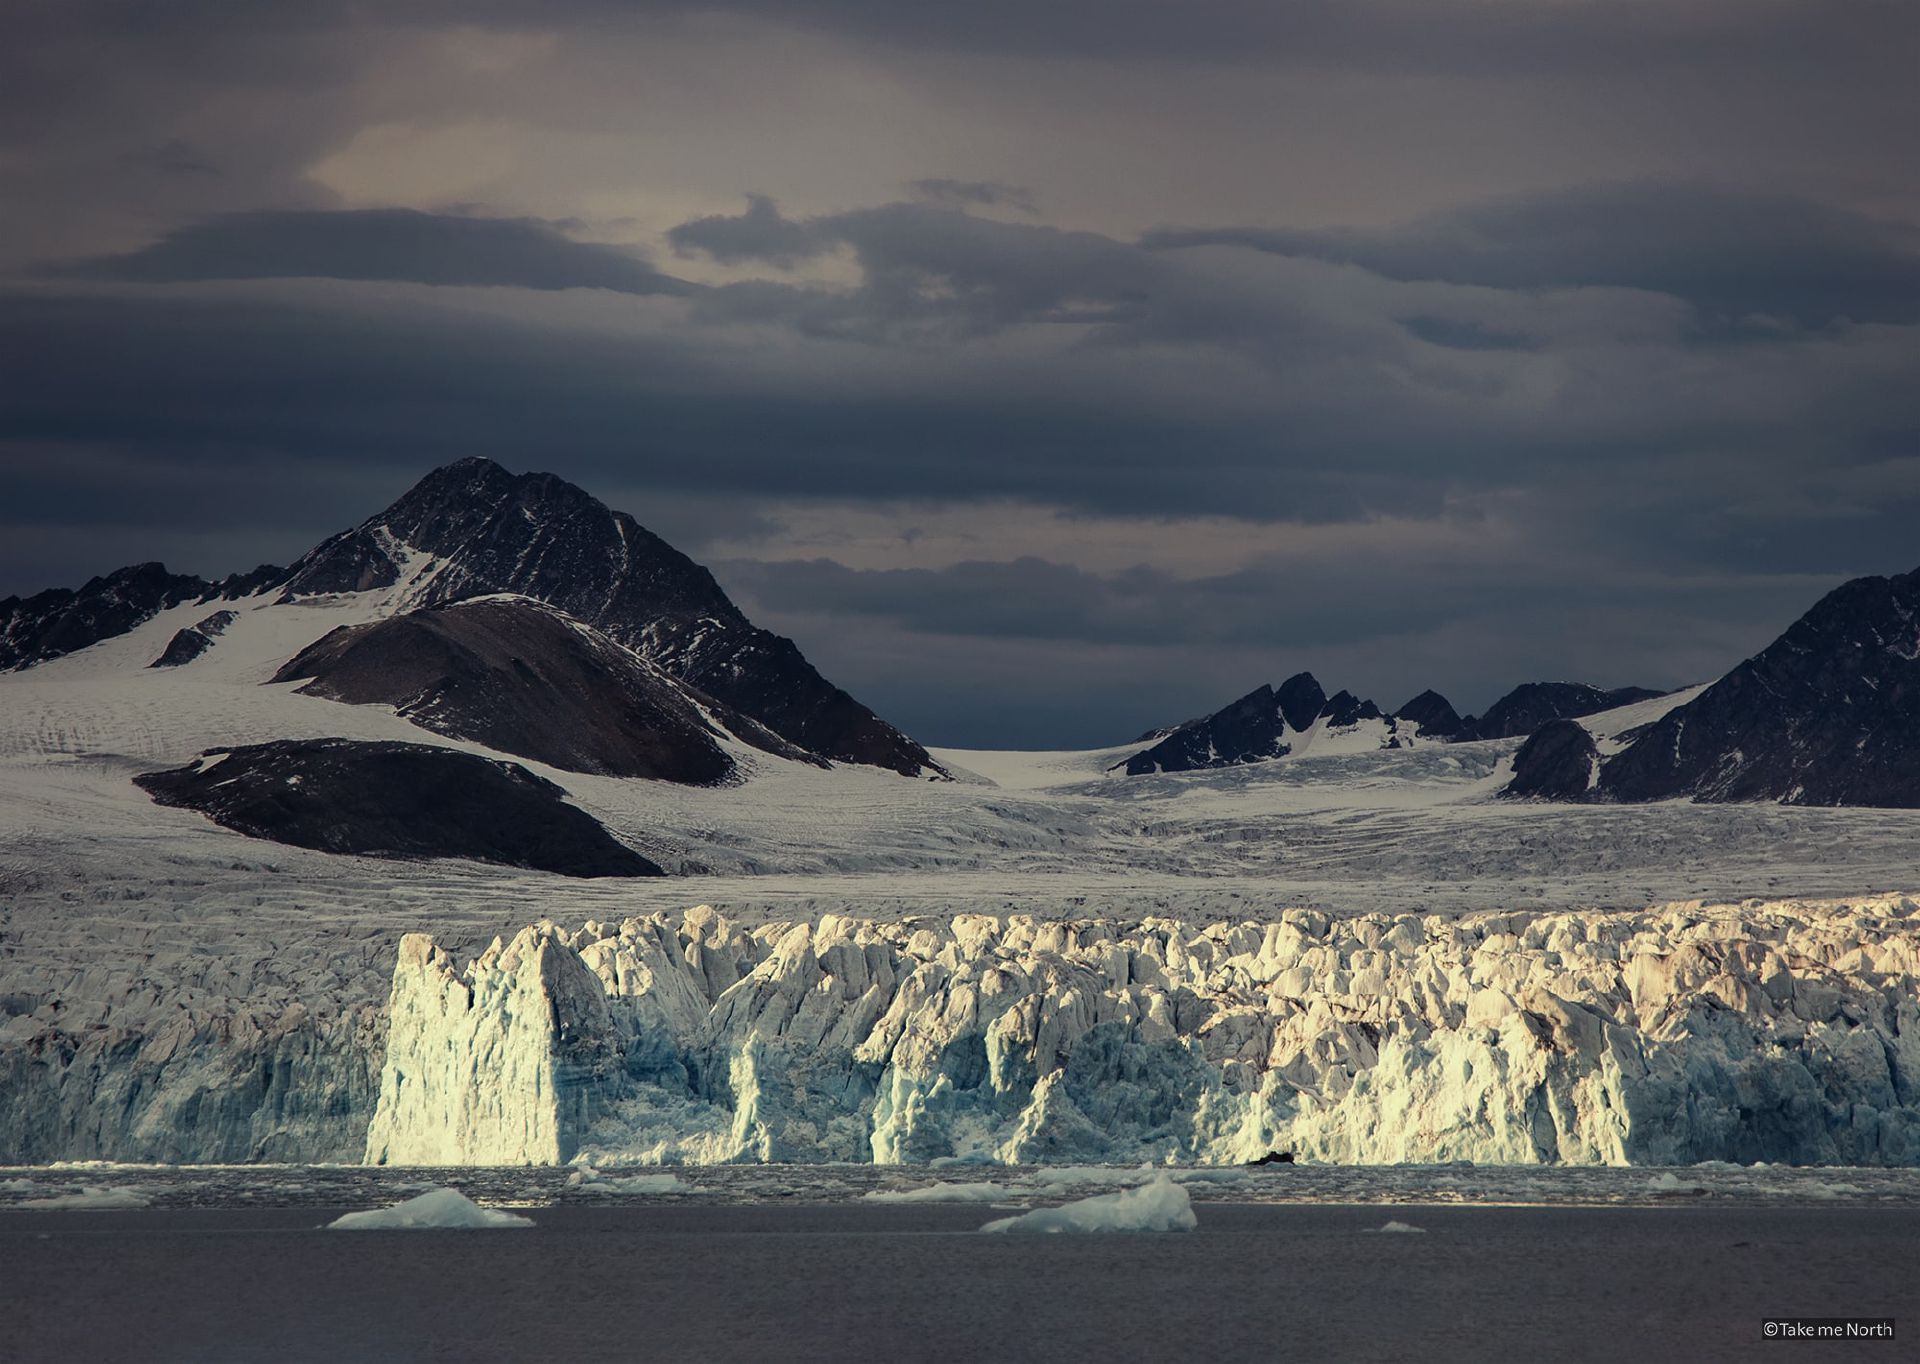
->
362;898;1920;1168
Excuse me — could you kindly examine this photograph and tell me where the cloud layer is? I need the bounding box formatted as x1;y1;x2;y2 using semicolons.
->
4;2;1919;744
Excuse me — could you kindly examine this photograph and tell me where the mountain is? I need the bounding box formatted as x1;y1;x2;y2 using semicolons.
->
1394;689;1465;738
1593;569;1920;806
0;563;281;672
273;595;819;784
1120;673;1393;775
1457;682;1663;741
0;458;938;778
279;458;941;777
1502;719;1603;799
135;739;661;877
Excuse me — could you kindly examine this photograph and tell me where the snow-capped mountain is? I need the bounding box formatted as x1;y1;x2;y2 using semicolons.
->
0;561;282;671
279;457;943;777
0;457;940;779
1455;681;1664;741
1121;675;1668;776
1119;673;1394;774
1582;568;1920;806
274;595;818;785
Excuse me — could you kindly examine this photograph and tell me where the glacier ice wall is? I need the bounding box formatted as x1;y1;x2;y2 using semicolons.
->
365;900;1920;1167
0;1001;382;1164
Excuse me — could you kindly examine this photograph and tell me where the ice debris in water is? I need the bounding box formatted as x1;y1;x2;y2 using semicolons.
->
862;1181;1012;1204
1646;1172;1705;1195
980;1172;1196;1234
1373;1220;1426;1234
327;1186;533;1229
19;1185;153;1210
566;1167;694;1196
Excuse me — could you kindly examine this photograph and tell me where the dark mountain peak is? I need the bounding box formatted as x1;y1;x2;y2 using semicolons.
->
1459;680;1662;741
1119;673;1390;775
1;561;210;671
1275;672;1325;731
1395;689;1464;737
1318;689;1383;727
1597;567;1920;806
281;459;936;776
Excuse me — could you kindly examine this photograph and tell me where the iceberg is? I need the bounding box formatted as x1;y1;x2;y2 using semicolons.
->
566;1168;695;1195
980;1173;1196;1234
18;1185;153;1210
326;1186;533;1229
862;1181;1012;1204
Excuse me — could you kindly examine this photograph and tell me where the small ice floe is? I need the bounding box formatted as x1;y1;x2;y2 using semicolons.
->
1;1178;37;1194
1025;1166;1134;1189
326;1186;533;1230
981;1172;1196;1235
1646;1172;1706;1195
1170;1168;1251;1186
1372;1220;1427;1234
19;1185;153;1210
862;1181;1012;1204
566;1168;694;1196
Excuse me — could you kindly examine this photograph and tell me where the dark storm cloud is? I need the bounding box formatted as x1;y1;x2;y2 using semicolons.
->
667;195;826;269
908;180;1037;215
50;209;692;295
1144;183;1920;329
715;553;1833;659
7;179;1918;554
683;201;1158;338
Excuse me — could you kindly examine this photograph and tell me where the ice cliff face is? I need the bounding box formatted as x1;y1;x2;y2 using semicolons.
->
0;1001;381;1164
365;900;1920;1168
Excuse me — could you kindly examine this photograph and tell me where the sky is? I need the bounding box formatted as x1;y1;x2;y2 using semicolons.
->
4;1;1919;748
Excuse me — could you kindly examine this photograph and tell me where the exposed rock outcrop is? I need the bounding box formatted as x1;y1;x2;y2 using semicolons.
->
272;596;818;783
1502;719;1603;800
150;609;237;669
135;738;662;877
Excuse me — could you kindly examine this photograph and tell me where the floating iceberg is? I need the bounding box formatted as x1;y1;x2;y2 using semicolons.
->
862;1181;1011;1204
326;1186;533;1229
19;1185;153;1210
566;1168;694;1196
980;1173;1196;1234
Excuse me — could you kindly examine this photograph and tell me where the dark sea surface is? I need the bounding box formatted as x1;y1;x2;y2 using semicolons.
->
3;1197;1914;1363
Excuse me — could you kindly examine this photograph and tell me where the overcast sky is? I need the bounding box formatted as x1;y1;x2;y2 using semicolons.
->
5;1;1919;747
